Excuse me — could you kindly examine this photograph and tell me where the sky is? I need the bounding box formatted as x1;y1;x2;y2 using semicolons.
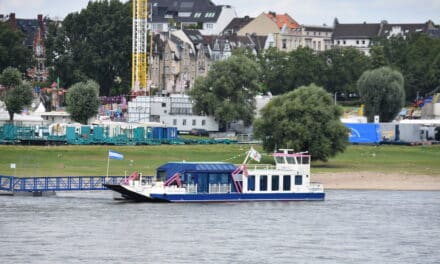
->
1;0;439;25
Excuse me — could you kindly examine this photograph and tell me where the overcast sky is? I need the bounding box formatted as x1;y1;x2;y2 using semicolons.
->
1;0;439;25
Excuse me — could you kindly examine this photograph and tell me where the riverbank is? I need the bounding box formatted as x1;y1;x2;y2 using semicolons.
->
314;172;440;191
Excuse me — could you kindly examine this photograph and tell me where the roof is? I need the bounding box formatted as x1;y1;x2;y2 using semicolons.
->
303;25;333;32
14;18;46;47
379;22;432;37
266;12;300;30
149;0;222;23
157;162;237;179
333;23;381;39
222;16;254;35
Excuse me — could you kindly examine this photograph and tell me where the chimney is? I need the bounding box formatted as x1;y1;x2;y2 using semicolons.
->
38;14;43;22
9;13;16;25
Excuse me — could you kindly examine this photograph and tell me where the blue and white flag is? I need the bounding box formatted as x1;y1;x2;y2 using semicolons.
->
108;150;124;160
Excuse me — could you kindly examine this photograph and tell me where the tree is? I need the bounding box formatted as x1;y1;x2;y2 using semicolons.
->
377;34;440;101
3;83;34;121
66;80;100;124
189;55;261;131
253;84;348;161
0;67;22;89
0;21;32;73
258;47;291;95
320;47;371;95
357;67;405;122
45;0;132;95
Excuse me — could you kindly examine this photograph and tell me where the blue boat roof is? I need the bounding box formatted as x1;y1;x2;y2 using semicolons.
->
157;162;237;179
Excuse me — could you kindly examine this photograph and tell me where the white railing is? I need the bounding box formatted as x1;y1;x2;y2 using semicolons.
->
208;184;231;193
245;164;276;171
186;184;198;193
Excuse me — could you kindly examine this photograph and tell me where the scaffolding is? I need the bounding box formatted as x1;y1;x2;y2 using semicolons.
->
132;0;148;91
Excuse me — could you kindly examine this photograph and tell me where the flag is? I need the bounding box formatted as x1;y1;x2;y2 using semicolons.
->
249;147;261;162
108;150;124;160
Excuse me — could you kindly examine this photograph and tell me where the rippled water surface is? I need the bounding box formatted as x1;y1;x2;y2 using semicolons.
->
0;190;439;263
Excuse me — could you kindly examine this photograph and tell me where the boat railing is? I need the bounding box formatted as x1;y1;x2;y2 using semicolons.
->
208;184;231;194
245;164;276;171
309;182;324;193
186;184;198;193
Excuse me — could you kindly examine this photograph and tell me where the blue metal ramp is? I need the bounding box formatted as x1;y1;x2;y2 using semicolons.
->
0;175;125;193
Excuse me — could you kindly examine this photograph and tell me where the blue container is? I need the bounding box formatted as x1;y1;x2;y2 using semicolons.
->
345;123;381;144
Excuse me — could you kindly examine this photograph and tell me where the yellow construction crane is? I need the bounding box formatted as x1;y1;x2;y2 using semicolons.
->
132;0;148;92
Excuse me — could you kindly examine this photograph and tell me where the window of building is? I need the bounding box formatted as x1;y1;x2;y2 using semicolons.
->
202;120;206;126
282;39;287;49
183;119;186;126
362;40;365;44
295;175;303;185
248;176;255;191
192;119;196;126
162;103;166;107
260;175;268;191
173;119;177;126
337;40;340;45
205;23;213;29
343;40;346;45
283;175;291;191
356;40;359;44
194;12;201;18
271;175;279;191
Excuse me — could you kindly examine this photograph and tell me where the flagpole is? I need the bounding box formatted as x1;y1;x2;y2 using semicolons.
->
106;154;110;181
242;149;251;165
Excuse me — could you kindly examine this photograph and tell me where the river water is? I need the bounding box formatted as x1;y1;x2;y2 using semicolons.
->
0;190;439;264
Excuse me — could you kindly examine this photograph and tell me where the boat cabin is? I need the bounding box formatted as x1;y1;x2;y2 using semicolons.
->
243;149;312;193
156;162;238;193
155;149;313;194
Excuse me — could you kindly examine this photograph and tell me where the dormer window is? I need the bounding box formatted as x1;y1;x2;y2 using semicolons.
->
194;12;201;18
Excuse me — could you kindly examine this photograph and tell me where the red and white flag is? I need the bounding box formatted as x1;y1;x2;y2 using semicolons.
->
249;147;261;162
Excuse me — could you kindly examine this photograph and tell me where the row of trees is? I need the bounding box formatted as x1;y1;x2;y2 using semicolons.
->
235;33;440;102
190;52;406;160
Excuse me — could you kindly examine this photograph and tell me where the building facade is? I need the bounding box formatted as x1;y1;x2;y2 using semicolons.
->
148;0;236;35
7;13;49;82
333;19;436;55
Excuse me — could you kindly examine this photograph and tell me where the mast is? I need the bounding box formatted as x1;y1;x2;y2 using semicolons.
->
132;0;148;92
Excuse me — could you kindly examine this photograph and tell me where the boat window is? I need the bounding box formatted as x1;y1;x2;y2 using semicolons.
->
186;173;195;184
220;173;229;184
209;174;220;184
248;176;255;191
271;175;279;191
295;175;302;185
283;175;291;191
286;156;296;164
302;156;310;164
260;175;268;191
275;156;285;164
157;171;166;182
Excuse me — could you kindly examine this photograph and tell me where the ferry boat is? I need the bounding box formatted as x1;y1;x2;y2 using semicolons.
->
103;149;325;202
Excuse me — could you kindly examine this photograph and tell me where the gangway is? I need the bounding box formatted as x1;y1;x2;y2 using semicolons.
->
0;175;126;193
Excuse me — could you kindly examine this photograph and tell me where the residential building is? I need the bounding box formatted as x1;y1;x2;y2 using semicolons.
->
290;25;333;52
148;29;268;94
7;13;49;82
148;0;236;35
333;19;436;55
222;16;254;35
237;12;301;51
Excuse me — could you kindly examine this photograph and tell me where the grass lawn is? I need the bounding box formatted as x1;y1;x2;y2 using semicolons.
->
0;144;439;177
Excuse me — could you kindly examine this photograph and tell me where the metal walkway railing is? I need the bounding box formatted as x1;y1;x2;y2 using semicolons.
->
0;175;125;192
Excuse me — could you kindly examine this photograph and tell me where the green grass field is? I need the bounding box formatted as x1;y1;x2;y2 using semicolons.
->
0;144;439;177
